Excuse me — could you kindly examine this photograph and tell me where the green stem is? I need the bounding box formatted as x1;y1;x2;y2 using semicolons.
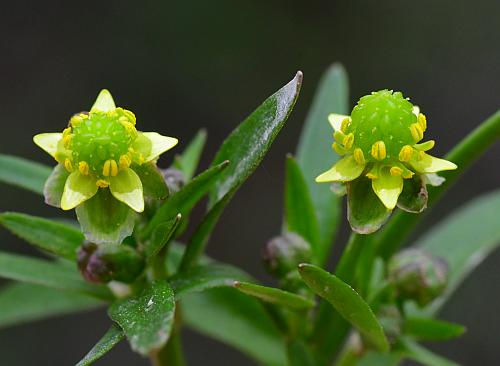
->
149;328;186;366
375;110;500;259
335;233;372;284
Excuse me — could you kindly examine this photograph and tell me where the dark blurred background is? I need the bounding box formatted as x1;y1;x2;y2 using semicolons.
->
1;1;499;365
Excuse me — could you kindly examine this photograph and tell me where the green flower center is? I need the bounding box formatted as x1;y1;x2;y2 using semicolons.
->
63;108;138;183
346;90;417;162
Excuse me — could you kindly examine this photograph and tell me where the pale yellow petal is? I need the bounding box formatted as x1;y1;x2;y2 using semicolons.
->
133;132;178;162
409;153;457;174
371;167;403;210
109;168;144;212
316;155;365;183
33;133;62;158
61;172;98;210
328;113;350;131
91;89;116;112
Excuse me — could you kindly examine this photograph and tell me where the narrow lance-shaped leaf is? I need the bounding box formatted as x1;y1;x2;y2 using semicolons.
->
287;339;315;366
416;189;500;315
296;64;349;264
284;155;321;258
403;317;466;341
75;324;125;366
0;154;51;194
0;283;102;329
0;212;83;260
108;281;175;356
144;214;181;261
0;251;113;300
399;337;460;366
173;129;207;181
233;281;315;310
298;263;389;352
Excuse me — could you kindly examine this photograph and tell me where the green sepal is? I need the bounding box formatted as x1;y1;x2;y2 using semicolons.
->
132;162;169;201
397;175;428;213
76;189;137;245
43;163;69;207
347;176;391;234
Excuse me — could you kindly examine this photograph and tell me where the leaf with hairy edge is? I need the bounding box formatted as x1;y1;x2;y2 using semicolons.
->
0;212;83;260
173;129;207;181
75;325;125;366
416;189;500;315
0;283;102;329
298;264;389;352
0;251;112;300
296;64;349;264
0;154;51;194
233;281;315;310
182;287;287;366
284;156;321;257
108;281;175;356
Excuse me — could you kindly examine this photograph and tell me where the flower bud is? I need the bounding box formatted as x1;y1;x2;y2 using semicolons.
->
263;233;312;279
388;248;448;307
77;242;145;284
161;168;186;193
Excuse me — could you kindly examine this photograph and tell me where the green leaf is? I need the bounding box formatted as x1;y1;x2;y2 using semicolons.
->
397;175;428;213
296;64;349;264
233;281;315;310
43;163;69;207
208;71;303;207
298;264;389;352
358;352;403;366
403;317;466;341
171;263;250;299
347;176;391;234
133;162;169;200
0;212;83;260
143;161;229;239
181;287;287;366
0;154;51;194
286;339;315;366
173;129;207;181
0;251;112;300
144;214;182;261
76;188;137;245
399;337;460;366
75;324;124;366
284;156;321;257
108;281;175;356
417;189;500;314
0;283;102;329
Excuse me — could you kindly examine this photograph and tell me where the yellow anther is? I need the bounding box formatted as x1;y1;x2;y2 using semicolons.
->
137;154;145;165
371;141;386;161
123;109;136;125
70;115;83;127
333;130;346;144
119;116;129;123
418;113;427;131
340;118;350;133
78;161;89;176
63;133;72;148
79;113;89;120
414;140;435;151
399;145;413;162
62;127;72;138
110;160;118;176
121;121;137;137
332;142;346;155
64;158;73;172
119;154;132;169
410;123;424;142
390;166;403;176
103;160;118;177
366;165;379;179
96;179;109;188
343;133;354;150
353;148;365;165
417;150;425;161
402;169;414;179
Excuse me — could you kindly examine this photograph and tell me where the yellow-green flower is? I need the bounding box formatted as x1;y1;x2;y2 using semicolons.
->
34;89;178;213
316;90;456;231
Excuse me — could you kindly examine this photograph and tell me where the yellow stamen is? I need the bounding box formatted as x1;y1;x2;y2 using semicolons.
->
333;130;346;144
79;113;89;120
414;140;435;151
96;179;109;188
353;148;365;165
62;127;71;138
417;150;425;161
402;169;414;179
123;109;136;125
119;154;132;169
410;123;424;142
121;121;137;137
371;141;386;161
103;160;111;177
418;113;427;131
64;158;73;172
137;154;145;165
343;133;354;150
70;115;83;127
332;142;346;155
110;160;118;176
399;145;413;162
78;161;89;176
390;166;403;176
63;133;72;148
340;118;350;133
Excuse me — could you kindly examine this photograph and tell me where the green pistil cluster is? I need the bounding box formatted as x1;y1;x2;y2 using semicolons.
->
59;108;141;187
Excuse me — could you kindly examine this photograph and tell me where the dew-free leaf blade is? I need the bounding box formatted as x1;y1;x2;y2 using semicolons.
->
286;339;315;366
284;156;321;257
173;129;207;181
0;283;102;329
108;281;175;356
296;64;349;264
403;317;466;341
0;154;51;194
0;251;112;300
75;324;125;366
298;263;389;352
416;189;500;315
133;162;169;201
0;212;83;260
181;287;287;366
399;337;460;366
144;214;181;261
233;281;314;310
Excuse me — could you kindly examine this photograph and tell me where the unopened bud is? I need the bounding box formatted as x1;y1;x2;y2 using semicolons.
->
77;242;145;284
263;233;312;279
388;248;448;306
161;168;186;193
